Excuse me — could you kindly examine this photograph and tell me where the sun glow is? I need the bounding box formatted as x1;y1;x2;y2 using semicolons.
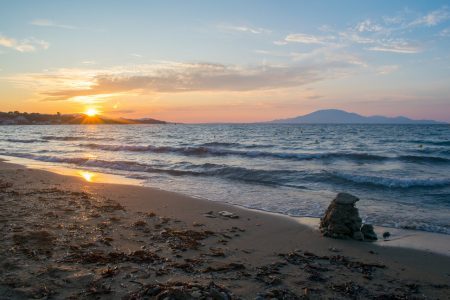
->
79;171;95;182
85;108;99;117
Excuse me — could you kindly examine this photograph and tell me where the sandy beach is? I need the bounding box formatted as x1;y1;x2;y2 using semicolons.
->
1;160;449;299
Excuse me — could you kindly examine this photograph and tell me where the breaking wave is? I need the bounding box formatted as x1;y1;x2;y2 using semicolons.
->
79;143;450;163
332;172;450;188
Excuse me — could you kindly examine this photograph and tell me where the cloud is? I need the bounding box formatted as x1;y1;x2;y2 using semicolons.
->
377;65;399;75
30;19;76;29
409;7;450;27
82;60;97;65
0;34;49;52
219;24;271;34
439;28;450;37
355;20;383;32
7;60;360;101
284;33;334;44
367;40;421;54
339;31;376;44
273;40;288;46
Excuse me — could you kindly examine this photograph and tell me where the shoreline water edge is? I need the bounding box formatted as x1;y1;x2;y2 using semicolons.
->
1;124;449;237
2;154;450;257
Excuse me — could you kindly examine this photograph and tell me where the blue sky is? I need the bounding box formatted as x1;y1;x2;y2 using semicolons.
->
1;0;450;122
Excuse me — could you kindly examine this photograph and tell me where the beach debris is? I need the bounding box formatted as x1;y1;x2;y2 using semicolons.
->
255;262;286;285
0;179;13;189
125;281;234;299
320;193;377;241
256;287;301;299
145;211;156;217
280;250;385;277
132;220;147;227
383;231;391;239
328;247;341;253
207;247;226;257
331;282;366;298
158;228;214;250
62;249;166;264
100;266;119;278
203;262;246;273
218;211;239;219
361;224;378;241
203;211;217;218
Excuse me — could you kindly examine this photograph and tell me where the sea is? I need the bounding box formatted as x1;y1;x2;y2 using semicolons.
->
0;124;449;234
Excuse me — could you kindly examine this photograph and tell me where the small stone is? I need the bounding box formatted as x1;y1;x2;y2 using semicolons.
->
218;211;239;219
361;224;378;241
209;287;227;300
328;247;341;252
191;290;202;298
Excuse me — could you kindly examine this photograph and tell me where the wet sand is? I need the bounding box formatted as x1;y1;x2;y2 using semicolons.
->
0;160;449;299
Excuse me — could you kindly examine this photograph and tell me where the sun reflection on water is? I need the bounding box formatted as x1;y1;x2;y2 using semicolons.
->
79;171;95;182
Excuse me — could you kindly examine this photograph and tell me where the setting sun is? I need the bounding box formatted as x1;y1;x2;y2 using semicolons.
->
85;108;99;117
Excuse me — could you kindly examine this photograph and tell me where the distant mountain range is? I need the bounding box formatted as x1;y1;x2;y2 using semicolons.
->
269;109;446;124
0;111;167;125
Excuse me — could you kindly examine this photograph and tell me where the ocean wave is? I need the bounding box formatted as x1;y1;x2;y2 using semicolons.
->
409;140;450;147
80;143;384;160
200;142;274;149
200;142;241;147
42;135;109;141
398;155;450;163
3;152;449;190
0;152;303;186
4;138;47;143
2;152;193;177
332;172;450;188
79;143;450;163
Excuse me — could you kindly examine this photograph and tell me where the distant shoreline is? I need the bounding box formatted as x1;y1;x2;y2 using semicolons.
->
0;111;167;125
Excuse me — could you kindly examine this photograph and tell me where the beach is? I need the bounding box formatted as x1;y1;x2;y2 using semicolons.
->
1;160;449;299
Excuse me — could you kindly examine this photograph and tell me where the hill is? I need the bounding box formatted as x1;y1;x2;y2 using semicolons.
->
269;109;445;124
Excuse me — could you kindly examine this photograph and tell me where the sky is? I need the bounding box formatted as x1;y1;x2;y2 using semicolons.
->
1;0;450;123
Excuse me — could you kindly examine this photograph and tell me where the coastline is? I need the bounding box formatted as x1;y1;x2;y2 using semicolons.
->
2;154;449;257
1;158;449;298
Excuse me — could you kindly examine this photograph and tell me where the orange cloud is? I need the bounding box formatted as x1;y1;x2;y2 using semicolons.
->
9;61;359;102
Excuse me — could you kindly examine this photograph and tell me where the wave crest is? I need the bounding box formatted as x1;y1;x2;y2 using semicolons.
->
332;172;450;188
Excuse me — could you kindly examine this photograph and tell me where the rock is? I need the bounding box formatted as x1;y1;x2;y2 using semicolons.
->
320;193;363;240
334;192;359;205
218;211;239;219
191;290;202;298
353;231;364;241
361;224;378;241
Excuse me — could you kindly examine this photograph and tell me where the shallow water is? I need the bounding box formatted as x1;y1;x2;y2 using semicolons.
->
1;124;449;234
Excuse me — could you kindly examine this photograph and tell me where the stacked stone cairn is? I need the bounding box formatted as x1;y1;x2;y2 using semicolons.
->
320;192;377;241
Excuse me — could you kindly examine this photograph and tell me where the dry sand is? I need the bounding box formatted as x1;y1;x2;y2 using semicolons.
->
0;160;449;299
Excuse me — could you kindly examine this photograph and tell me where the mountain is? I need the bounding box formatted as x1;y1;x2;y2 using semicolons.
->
0;111;168;125
269;109;446;124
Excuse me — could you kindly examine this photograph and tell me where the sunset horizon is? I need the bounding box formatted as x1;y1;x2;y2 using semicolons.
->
1;1;449;299
1;1;450;123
